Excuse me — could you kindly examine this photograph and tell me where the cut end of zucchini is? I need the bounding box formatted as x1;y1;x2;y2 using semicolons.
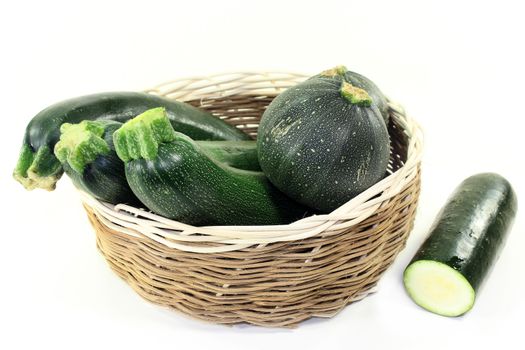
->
13;144;63;191
320;65;348;78
403;260;475;317
14;170;61;191
340;81;373;107
54;121;111;174
113;107;177;162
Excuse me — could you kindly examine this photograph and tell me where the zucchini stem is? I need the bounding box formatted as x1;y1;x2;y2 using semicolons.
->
113;107;177;162
320;65;348;78
54;121;111;174
340;81;373;106
13;144;63;191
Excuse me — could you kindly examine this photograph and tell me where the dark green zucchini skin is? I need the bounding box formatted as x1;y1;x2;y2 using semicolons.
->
114;108;312;226
409;173;518;292
14;91;249;191
126;143;310;225
257;69;390;213
69;141;260;204
199;140;260;171
56;120;259;206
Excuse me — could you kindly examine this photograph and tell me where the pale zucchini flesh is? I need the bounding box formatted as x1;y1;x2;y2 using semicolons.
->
404;260;476;317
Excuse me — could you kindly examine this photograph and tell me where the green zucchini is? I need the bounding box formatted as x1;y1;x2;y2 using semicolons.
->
14;92;250;191
404;173;518;317
257;66;390;212
54;118;259;205
54;120;141;205
113;108;312;225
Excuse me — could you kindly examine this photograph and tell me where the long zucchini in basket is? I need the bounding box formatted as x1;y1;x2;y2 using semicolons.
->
54;119;260;205
113;108;312;225
14;92;250;191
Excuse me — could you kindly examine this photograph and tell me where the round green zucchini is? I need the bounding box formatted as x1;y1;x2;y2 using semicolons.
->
14;92;250;191
404;173;518;316
257;67;390;212
113;108;312;226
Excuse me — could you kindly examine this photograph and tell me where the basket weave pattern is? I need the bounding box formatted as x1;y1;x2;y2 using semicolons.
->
81;72;422;327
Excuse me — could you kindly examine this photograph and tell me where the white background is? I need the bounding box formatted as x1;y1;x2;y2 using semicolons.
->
1;1;523;349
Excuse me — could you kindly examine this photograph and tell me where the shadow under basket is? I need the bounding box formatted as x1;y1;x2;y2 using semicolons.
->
80;72;423;328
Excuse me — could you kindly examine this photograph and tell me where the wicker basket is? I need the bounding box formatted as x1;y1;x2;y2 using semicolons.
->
80;72;423;328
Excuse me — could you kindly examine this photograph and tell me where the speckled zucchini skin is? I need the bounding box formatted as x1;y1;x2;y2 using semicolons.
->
57;120;259;206
14;91;249;191
125;135;311;225
113;108;310;225
408;173;518;291
257;74;390;212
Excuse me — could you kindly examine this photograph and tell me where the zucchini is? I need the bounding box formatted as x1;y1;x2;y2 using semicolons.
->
54;118;259;205
54;120;141;205
403;173;518;316
257;66;390;212
114;108;312;225
14;92;250;191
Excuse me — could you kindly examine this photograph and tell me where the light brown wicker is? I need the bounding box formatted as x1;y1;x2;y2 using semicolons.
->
80;72;423;328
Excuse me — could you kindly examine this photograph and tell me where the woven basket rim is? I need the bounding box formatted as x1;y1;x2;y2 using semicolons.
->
146;70;309;90
81;72;423;253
